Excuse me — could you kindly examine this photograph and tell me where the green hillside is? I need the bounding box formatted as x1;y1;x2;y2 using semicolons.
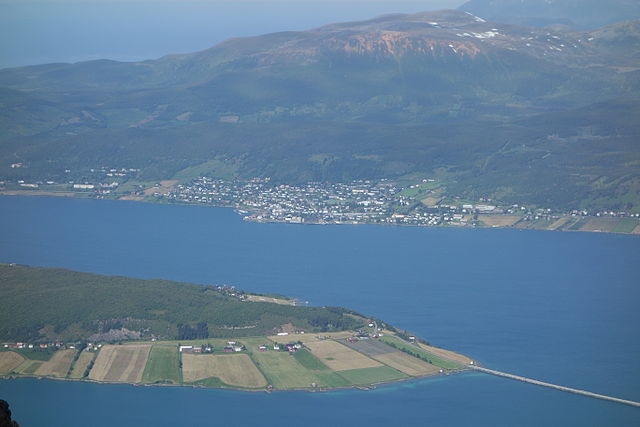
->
1;10;638;211
0;264;367;342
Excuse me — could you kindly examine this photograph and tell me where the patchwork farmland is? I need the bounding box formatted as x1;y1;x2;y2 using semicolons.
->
1;332;471;391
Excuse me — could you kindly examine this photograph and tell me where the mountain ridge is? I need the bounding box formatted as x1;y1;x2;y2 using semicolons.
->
1;9;638;211
459;0;640;30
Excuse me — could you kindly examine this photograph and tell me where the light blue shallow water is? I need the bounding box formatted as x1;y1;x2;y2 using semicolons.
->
1;196;639;426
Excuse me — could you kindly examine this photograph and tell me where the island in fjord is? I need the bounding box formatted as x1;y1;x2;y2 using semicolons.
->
0;264;471;391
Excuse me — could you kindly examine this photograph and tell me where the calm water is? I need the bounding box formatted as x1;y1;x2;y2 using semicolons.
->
1;196;639;426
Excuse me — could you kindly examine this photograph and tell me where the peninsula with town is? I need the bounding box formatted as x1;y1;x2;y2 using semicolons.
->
0;264;472;391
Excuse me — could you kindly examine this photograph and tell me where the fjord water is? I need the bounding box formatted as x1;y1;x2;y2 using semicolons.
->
0;196;639;426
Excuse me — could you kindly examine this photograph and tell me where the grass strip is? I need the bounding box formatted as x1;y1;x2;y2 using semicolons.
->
142;345;181;384
379;336;463;370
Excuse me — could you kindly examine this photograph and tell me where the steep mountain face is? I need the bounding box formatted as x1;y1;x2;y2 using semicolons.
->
459;0;640;30
0;10;638;210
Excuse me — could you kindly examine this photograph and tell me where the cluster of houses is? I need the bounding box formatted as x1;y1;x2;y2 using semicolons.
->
163;177;403;225
177;341;304;354
161;177;503;227
155;176;640;229
213;285;250;301
346;331;384;343
84;343;103;352
3;342;75;350
272;342;303;353
345;321;386;343
2;341;107;353
179;342;245;354
5;165;140;195
256;342;303;353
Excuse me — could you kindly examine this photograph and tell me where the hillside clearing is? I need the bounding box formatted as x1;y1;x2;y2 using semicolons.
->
245;295;295;305
267;331;352;344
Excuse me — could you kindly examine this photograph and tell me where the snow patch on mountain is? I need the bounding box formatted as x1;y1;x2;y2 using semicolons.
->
456;30;501;39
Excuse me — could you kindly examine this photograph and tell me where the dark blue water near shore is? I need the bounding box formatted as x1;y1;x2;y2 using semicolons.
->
1;196;639;426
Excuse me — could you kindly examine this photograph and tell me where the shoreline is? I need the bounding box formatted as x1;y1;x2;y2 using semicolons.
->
0;366;470;394
1;191;638;237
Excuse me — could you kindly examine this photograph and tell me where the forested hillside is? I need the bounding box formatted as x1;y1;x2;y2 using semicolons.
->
0;264;366;342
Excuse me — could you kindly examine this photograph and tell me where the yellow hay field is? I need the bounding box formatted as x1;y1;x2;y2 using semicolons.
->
15;360;42;374
548;217;570;230
35;349;76;377
89;345;151;383
478;215;521;227
373;352;440;376
0;352;25;374
305;340;382;371
69;351;95;379
182;354;266;388
245;295;295;305
417;343;473;365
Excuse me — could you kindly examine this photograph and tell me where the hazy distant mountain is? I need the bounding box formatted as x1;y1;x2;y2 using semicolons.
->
1;10;638;210
459;0;640;30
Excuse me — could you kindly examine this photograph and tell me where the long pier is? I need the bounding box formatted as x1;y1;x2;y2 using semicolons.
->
471;365;640;408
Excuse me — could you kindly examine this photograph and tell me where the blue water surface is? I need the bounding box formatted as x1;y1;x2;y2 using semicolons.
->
0;196;639;426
